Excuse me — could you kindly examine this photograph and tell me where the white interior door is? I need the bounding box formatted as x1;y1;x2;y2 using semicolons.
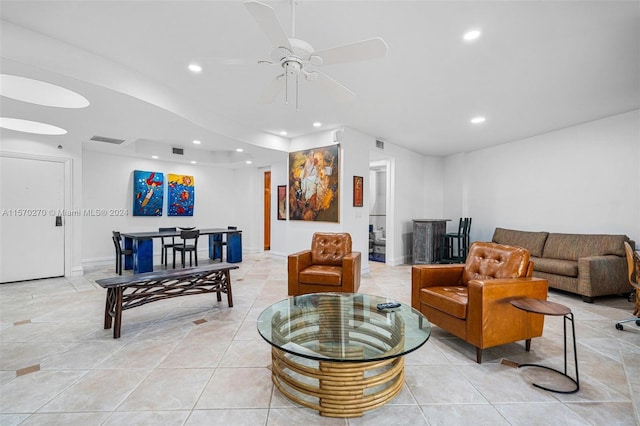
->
0;156;65;283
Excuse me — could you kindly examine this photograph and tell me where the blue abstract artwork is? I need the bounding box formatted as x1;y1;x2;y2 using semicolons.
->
133;170;164;216
168;174;195;216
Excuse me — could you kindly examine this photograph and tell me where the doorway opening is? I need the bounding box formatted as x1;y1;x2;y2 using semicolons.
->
368;159;390;263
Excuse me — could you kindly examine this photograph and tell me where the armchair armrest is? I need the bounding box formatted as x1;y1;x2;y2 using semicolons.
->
578;255;627;298
288;250;312;295
411;264;464;309
465;277;549;348
342;252;361;293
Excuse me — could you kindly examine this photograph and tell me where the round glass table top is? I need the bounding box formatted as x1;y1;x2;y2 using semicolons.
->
257;292;431;362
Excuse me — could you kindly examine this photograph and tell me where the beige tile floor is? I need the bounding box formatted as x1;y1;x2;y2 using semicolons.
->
1;253;639;425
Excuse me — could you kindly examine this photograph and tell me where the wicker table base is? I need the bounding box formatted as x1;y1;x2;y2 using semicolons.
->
270;347;405;418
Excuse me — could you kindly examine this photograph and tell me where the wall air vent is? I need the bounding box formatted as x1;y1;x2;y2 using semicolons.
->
90;135;125;144
376;139;384;150
172;147;184;155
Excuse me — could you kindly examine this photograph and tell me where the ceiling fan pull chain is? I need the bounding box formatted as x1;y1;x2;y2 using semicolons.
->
285;62;289;104
296;70;299;111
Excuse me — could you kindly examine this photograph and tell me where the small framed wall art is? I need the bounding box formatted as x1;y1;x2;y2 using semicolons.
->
353;176;363;207
277;185;287;220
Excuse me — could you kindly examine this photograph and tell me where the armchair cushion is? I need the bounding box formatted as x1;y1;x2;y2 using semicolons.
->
311;232;352;266
299;265;343;286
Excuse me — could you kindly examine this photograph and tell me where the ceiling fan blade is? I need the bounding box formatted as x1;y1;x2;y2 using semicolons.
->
258;75;283;104
314;37;388;66
315;71;355;102
244;1;292;51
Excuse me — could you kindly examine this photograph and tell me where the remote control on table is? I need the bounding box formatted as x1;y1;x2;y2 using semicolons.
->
377;302;401;310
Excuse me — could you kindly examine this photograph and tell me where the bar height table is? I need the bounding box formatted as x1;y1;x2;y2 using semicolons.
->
510;298;579;394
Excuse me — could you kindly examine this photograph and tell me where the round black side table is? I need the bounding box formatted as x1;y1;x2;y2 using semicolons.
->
510;298;579;394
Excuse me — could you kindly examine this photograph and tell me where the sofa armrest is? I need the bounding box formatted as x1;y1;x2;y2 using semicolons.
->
342;252;361;293
578;255;628;298
466;277;549;348
411;264;464;309
288;250;312;295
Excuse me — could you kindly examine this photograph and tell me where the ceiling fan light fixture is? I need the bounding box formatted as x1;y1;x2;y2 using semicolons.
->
463;29;482;42
188;63;203;73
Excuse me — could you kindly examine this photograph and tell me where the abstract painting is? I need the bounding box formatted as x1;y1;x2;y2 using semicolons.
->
277;185;286;220
288;144;339;222
353;176;363;207
133;170;164;216
168;174;195;216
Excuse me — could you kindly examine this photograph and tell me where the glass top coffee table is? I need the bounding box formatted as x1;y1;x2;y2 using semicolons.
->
257;292;431;418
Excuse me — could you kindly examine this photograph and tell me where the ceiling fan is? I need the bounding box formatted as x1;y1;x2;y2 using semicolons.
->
244;0;388;109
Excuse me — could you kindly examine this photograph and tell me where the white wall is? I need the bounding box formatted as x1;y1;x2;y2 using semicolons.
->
446;110;640;244
81;149;256;263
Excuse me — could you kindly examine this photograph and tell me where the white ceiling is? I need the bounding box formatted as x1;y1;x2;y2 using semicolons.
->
1;1;638;165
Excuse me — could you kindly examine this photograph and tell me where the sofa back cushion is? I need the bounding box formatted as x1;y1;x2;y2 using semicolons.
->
543;233;629;260
311;232;352;266
462;242;531;285
492;228;549;258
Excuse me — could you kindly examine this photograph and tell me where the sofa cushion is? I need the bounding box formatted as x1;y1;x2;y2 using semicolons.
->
462;242;531;284
299;265;342;286
421;286;468;319
534;257;578;277
543;233;629;261
492;228;549;258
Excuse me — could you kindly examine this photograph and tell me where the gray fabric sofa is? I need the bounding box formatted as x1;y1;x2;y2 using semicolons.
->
492;227;634;302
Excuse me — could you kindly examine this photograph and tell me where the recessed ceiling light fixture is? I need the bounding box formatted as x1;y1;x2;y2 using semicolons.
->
192;139;201;144
463;29;482;42
313;122;322;128
188;63;203;73
246;160;252;164
0;74;89;108
280;131;288;136
190;160;197;164
236;148;244;152
152;155;159;159
470;116;486;124
0;117;67;135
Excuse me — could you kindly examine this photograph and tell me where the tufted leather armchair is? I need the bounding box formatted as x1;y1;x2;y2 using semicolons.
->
288;232;361;296
412;241;549;363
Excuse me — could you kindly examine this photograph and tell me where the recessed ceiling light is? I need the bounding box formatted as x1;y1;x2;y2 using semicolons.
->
463;29;482;41
152;155;159;159
236;148;244;152
280;131;288;136
190;160;197;164
470;116;486;124
0;117;67;135
0;74;89;108
188;63;203;73
313;122;322;127
192;139;201;144
246;160;252;164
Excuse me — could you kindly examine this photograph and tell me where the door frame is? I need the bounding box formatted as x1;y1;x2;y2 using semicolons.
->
1;151;73;278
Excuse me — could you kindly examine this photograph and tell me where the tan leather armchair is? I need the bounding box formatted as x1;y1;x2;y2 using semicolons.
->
412;241;548;363
288;232;361;296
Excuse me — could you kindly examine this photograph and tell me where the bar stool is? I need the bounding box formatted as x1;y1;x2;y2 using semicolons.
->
510;298;579;394
439;218;469;263
112;231;133;275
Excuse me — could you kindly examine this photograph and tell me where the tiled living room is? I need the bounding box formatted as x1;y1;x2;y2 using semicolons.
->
1;254;639;425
